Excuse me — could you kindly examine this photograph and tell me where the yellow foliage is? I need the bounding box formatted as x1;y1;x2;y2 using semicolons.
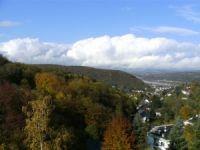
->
179;105;192;120
35;72;62;94
183;125;195;146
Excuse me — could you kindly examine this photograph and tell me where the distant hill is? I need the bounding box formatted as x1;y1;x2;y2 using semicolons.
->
137;71;200;83
36;65;147;91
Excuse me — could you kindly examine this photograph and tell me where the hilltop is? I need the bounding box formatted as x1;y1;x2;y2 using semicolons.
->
36;64;147;91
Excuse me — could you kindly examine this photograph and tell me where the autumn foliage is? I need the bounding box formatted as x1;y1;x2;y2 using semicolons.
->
35;72;63;94
102;116;135;150
1;56;200;149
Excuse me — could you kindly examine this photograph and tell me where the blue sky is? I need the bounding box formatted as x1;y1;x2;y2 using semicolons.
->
1;0;200;43
1;0;200;70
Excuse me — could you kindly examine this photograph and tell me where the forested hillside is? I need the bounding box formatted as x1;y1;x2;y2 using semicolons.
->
1;55;200;150
0;55;137;149
37;65;147;91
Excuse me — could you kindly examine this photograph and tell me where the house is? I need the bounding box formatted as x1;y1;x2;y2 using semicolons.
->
183;115;200;126
137;98;151;109
139;109;151;123
181;90;190;96
167;93;172;97
181;97;188;100
155;112;162;117
137;99;152;123
147;124;173;150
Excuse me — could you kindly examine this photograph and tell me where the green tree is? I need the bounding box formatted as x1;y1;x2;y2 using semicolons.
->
150;95;162;109
169;119;188;150
190;120;200;150
133;113;148;149
0;54;9;65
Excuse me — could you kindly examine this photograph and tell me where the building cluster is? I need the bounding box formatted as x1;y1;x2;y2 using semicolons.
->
147;115;199;150
137;98;151;123
133;81;196;149
147;124;173;150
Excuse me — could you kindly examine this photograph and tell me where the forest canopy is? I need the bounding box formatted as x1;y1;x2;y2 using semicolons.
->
0;57;137;149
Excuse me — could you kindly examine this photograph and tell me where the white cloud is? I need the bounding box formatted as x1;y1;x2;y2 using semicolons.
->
151;26;199;35
175;5;200;23
1;34;200;70
0;20;21;27
131;26;199;36
0;38;74;65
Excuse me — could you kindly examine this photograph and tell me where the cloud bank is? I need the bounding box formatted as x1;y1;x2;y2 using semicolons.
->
1;34;200;70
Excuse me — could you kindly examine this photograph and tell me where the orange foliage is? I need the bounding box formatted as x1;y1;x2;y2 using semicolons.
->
102;116;135;150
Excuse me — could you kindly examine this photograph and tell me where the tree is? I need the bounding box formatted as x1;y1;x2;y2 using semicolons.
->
53;127;73;150
0;54;9;65
0;82;25;148
175;86;182;96
150;95;162;109
35;73;62;95
190;120;200;150
179;105;192;120
102;116;135;150
24;94;74;150
24;95;54;150
189;82;200;115
133;113;148;149
169;119;188;150
184;125;195;149
0;63;23;84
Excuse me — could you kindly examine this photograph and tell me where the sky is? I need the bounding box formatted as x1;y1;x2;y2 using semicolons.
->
0;0;200;71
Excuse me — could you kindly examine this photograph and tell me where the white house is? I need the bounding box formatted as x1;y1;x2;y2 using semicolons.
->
156;112;162;117
147;124;173;150
181;90;190;96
